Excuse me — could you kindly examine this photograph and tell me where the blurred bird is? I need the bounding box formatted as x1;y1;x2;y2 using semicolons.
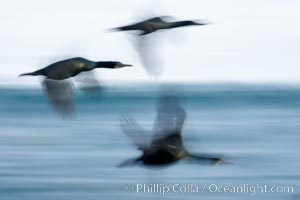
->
110;16;208;77
119;95;231;168
19;57;132;118
111;16;207;35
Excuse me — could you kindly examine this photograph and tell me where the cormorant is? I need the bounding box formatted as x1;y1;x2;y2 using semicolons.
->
119;95;231;167
19;57;132;118
112;16;207;35
19;57;132;79
110;16;208;76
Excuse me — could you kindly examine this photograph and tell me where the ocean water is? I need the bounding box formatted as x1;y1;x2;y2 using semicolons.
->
0;84;299;200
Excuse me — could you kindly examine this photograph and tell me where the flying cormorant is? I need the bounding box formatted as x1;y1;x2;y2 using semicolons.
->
110;16;208;77
119;95;231;167
20;57;132;118
112;16;207;35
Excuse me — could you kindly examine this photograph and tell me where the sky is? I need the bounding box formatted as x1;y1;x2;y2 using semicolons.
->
1;0;300;86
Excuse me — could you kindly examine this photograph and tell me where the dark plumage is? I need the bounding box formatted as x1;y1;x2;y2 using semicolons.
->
20;57;132;118
112;16;207;36
111;16;208;77
19;57;132;80
119;95;231;168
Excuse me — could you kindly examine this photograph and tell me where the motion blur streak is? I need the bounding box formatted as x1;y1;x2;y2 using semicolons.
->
0;84;299;200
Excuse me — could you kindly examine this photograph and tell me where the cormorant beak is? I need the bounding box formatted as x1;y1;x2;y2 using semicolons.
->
121;64;133;67
194;22;208;26
116;63;133;68
192;20;211;26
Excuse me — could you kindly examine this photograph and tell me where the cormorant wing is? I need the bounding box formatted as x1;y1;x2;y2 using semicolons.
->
42;79;75;119
152;95;186;148
120;116;152;151
137;35;163;77
74;71;104;99
121;30;163;77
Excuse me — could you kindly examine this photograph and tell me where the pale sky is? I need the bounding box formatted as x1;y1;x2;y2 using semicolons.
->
1;0;300;86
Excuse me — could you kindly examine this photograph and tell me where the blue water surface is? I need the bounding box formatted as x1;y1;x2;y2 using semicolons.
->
0;84;299;200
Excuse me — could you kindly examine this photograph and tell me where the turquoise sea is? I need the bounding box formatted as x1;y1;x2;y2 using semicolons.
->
0;84;299;200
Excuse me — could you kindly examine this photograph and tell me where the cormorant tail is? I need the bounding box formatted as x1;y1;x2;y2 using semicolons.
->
108;25;136;32
19;70;42;77
117;157;141;168
107;27;123;32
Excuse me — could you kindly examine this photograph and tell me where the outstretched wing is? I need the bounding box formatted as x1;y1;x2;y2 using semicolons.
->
75;71;104;99
137;35;163;77
120;32;163;77
120;116;152;151
42;79;75;119
152;95;186;148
